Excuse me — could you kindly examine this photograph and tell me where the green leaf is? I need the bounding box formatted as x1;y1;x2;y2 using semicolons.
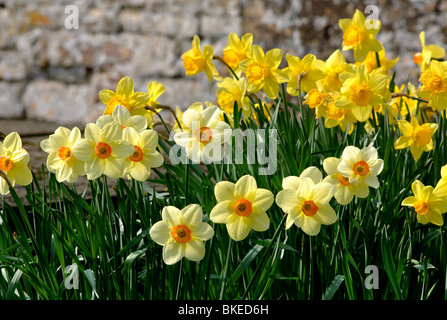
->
323;275;345;300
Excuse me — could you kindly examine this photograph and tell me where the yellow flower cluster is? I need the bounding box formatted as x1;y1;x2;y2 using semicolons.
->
40;105;164;183
149;144;383;264
180;10;444;155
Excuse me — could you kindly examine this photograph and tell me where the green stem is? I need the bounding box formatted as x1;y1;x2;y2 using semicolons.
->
241;214;286;300
219;237;233;299
175;259;183;300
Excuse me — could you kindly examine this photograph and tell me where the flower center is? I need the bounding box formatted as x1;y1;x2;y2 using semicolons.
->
306;89;327;109
413;52;423;64
338;173;351;186
58;146;73;161
423;73;447;94
0;156;12;172
246;62;269;85
413;126;433;147
223;48;246;70
414;200;429;215
195;127;213;143
343;25;366;47
94;142;112;159
171;225;192;243
326;102;348;121
129;145;144;162
234;199;253;217
350;83;373;106
301;200;319;217
353;160;370;176
183;55;206;75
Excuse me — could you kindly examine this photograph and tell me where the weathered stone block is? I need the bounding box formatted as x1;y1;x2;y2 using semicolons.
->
0;82;25;119
23;81;95;124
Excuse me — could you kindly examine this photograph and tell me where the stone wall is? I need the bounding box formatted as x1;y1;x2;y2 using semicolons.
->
1;0;446;125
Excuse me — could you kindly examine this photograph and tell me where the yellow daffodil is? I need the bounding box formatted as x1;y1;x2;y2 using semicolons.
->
323;100;357;134
223;32;253;73
339;9;382;62
149;204;214;265
317;49;353;92
0;132;33;195
210;175;274;241
71;122;135;180
99;76;152;121
418;60;447;111
122;127;164;181
182;35;218;83
173;106;232;163
322;156;366;204
394;116;437;162
216;77;251;120
305;88;331;118
414;31;446;72
284;53;326;95
402;180;447;226
96;105;148;132
357;45;399;75
239;45;288;99
337;145;383;197
334;63;389;122
276;167;337;236
40;127;85;183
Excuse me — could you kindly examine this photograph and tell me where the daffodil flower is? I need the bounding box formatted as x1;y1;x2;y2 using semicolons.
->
339;9;382;62
394;116;437;162
414;31;446;72
173;106;232;164
223;32;253;73
337;146;384;197
402;180;447;226
150;204;214;265
317;49;354;92
99;76;152;121
216;77;251;120
210;175;274;241
418;60;447;111
334;63;389;122
323;156;363;205
239;45;288;99
71;122;135;180
181;35;218;83
40;127;85;183
122;127;164;182
276;167;337;236
0;132;33;195
284;53;326;95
